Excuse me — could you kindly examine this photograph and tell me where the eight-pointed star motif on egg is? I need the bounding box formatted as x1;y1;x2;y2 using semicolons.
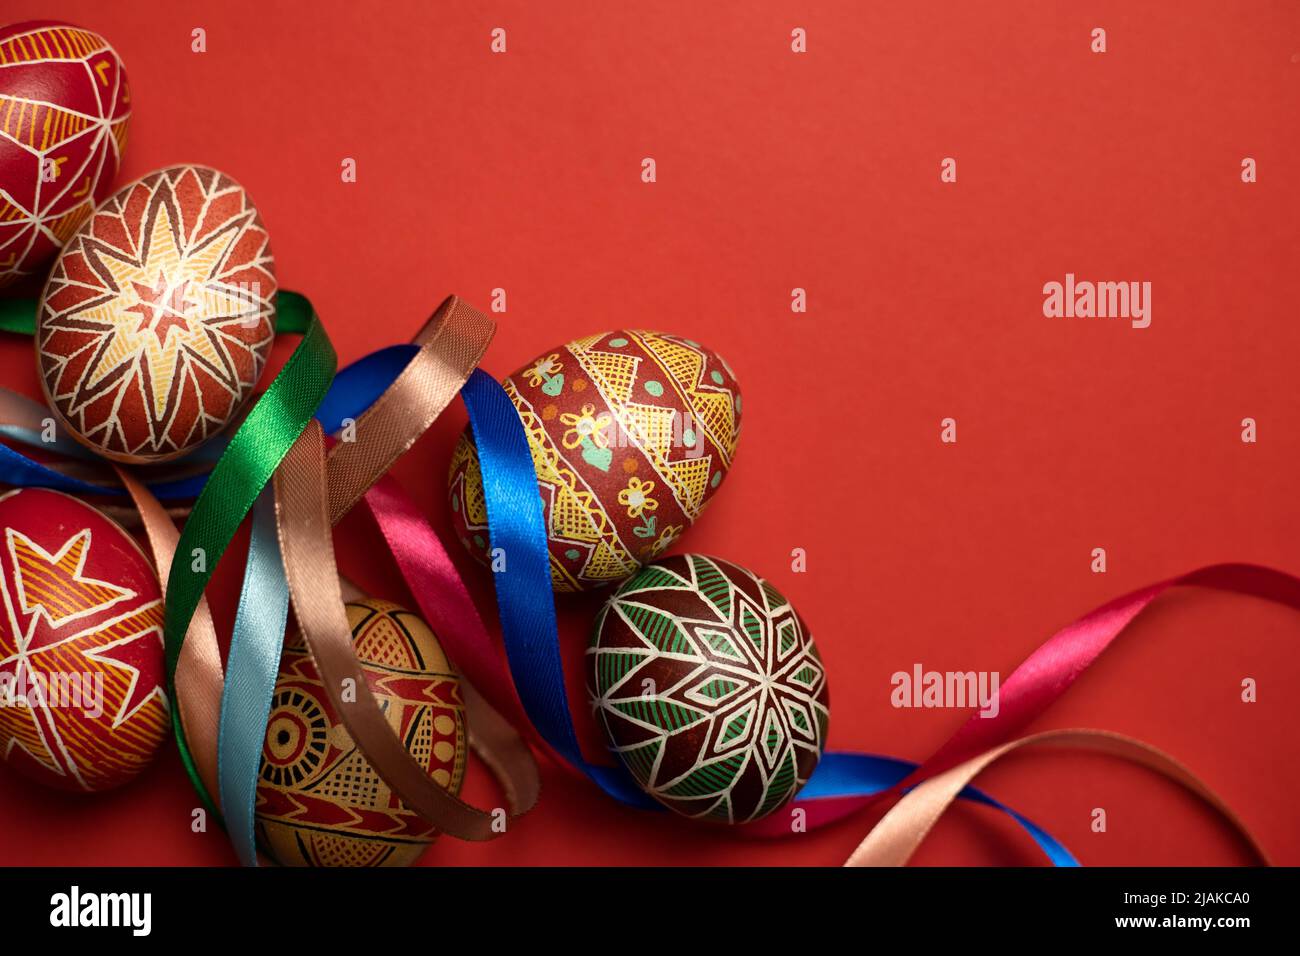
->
87;197;249;420
126;271;196;347
35;165;277;463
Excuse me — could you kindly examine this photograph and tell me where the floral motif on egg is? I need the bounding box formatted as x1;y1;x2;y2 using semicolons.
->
255;599;468;868
0;21;131;286
587;554;829;823
36;164;276;463
449;331;743;591
0;489;168;792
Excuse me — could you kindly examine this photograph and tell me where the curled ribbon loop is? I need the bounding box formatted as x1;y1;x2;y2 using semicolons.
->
844;729;1271;867
216;296;537;858
274;421;517;840
164;311;338;807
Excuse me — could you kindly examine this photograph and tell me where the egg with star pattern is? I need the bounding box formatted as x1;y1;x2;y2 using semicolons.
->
0;488;168;792
587;554;829;823
35;164;277;463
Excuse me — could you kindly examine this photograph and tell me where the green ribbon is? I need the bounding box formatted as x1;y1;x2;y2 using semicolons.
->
0;290;314;337
1;285;333;819
163;307;336;813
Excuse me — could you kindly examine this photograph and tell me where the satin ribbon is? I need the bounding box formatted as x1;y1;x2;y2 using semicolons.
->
746;562;1300;837
0;412;211;499
113;464;227;820
215;297;537;858
844;729;1270;866
460;368;658;807
360;474;526;731
217;487;290;866
163;311;337;807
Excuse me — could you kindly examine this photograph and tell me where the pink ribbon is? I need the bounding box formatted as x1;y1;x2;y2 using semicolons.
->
354;466;1299;850
747;562;1300;835
360;474;528;732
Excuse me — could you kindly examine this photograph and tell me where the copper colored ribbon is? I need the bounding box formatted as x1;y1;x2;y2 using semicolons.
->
114;465;225;800
843;729;1271;867
324;296;496;520
101;296;537;838
276;421;529;837
263;296;537;835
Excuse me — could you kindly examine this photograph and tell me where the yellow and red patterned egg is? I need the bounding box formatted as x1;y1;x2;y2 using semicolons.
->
0;488;168;792
36;164;277;464
587;554;829;823
448;331;743;592
0;20;131;288
255;598;468;867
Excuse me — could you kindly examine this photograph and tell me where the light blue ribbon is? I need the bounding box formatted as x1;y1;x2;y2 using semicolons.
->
217;487;290;867
2;341;1077;865
212;344;435;864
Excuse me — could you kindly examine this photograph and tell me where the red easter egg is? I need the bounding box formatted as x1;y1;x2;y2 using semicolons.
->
448;331;743;592
0;488;169;792
587;554;829;823
0;20;131;288
36;164;278;463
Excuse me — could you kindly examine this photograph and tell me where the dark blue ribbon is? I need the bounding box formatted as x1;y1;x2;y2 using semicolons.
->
457;367;1077;864
0;342;1077;865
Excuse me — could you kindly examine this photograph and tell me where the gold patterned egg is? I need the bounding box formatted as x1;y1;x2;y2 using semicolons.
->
449;330;743;592
254;599;467;867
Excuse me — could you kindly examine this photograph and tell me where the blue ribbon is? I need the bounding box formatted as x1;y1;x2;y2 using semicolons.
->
458;368;1078;864
800;752;1077;865
0;341;1078;865
217;487;291;867
461;369;657;808
0;345;419;500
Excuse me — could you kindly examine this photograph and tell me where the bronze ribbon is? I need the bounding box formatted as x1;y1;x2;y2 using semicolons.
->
276;421;530;837
843;728;1271;866
267;296;537;836
115;465;225;801
324;295;495;519
102;295;537;836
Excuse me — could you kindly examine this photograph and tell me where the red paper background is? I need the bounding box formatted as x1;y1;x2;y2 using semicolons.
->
1;0;1298;867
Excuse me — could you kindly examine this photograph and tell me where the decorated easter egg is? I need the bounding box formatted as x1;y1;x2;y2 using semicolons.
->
587;554;829;823
449;331;742;591
255;599;468;867
35;164;277;463
0;488;168;792
0;20;131;287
